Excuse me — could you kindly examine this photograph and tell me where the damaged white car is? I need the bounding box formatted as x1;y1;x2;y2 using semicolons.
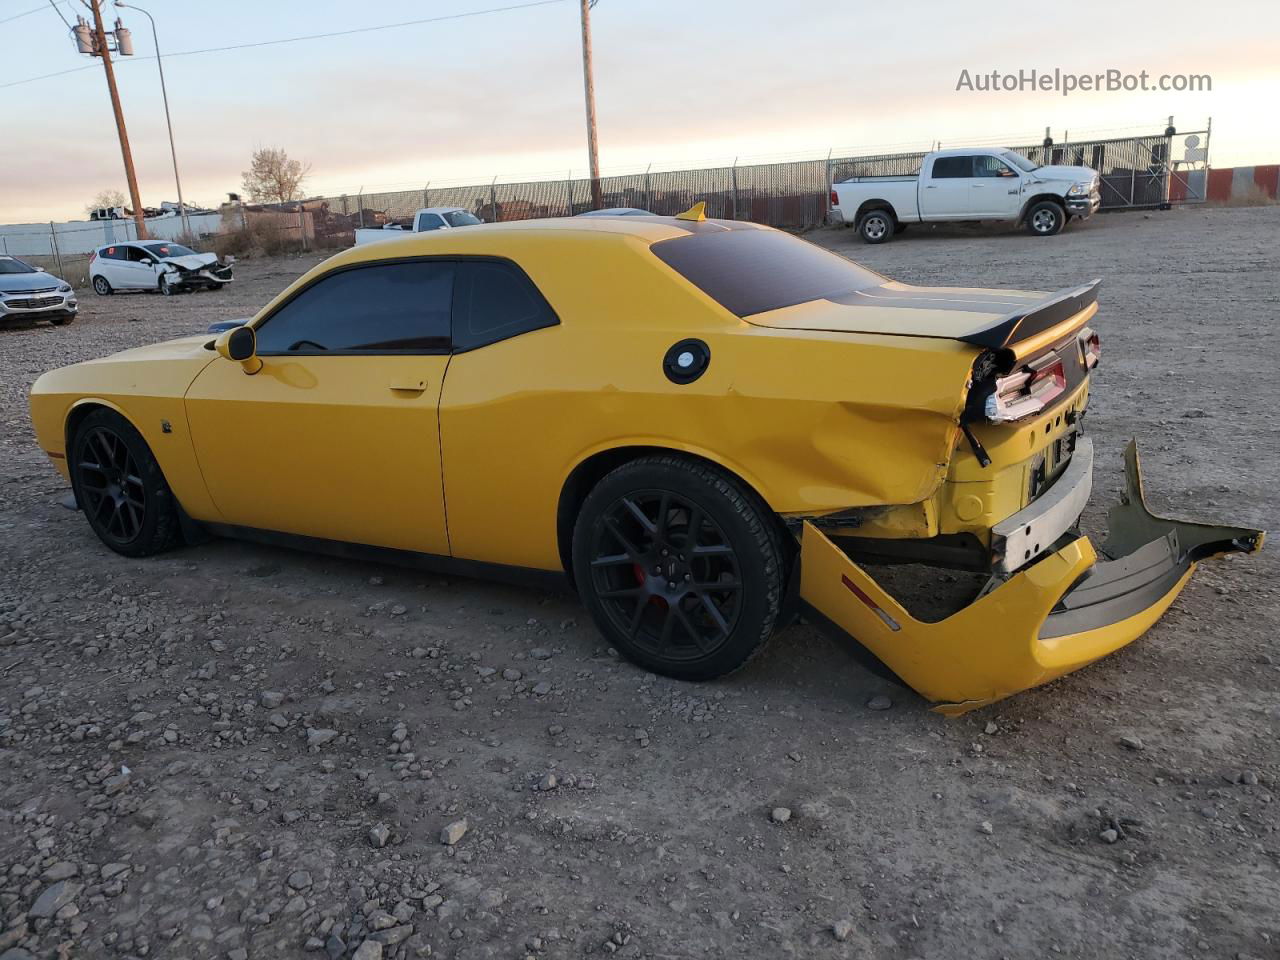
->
90;241;234;296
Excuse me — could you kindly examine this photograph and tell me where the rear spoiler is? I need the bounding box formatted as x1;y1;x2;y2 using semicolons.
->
959;279;1101;350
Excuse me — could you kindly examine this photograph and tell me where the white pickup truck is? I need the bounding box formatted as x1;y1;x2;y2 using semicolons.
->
831;148;1101;243
353;206;482;246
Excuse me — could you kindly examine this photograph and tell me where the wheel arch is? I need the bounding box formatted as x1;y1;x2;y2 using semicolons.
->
855;200;898;224
64;398;132;453
555;443;778;582
1018;193;1067;222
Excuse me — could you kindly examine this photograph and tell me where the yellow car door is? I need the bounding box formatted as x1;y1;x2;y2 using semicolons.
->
185;260;453;556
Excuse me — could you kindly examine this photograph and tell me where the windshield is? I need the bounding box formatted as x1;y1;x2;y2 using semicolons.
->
1001;151;1040;173
0;256;36;275
443;211;482;228
144;242;196;258
651;227;884;317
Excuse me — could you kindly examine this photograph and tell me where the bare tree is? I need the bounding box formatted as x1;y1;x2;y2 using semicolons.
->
86;189;127;216
241;148;312;204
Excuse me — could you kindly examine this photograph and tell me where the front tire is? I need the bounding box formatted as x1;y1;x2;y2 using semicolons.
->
1026;200;1066;236
70;409;181;557
92;275;112;296
858;208;894;244
572;456;786;681
159;273;176;296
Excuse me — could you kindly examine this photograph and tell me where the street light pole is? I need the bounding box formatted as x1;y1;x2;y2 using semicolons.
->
115;1;189;238
578;0;602;210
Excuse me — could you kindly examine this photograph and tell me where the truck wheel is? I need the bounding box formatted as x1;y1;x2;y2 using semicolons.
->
858;209;894;244
1026;201;1065;236
572;456;787;681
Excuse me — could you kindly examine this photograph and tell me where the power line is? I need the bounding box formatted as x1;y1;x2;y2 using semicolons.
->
0;0;567;89
45;0;72;30
0;0;68;25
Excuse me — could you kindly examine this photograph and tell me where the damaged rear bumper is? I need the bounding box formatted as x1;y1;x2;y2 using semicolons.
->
799;440;1263;714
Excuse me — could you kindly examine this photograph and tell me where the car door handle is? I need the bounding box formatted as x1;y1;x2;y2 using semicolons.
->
924;184;937;189
973;183;985;188
389;379;428;394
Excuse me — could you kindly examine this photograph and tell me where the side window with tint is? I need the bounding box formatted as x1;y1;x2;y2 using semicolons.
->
416;213;445;231
255;261;454;354
127;246;152;262
973;155;1014;178
931;156;974;178
452;260;557;352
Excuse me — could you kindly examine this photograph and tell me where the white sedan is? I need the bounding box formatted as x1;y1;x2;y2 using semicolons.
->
90;241;234;296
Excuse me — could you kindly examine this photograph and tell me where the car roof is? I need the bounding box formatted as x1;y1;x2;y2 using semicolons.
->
323;215;770;274
453;215;766;241
576;207;653;217
931;147;1013;157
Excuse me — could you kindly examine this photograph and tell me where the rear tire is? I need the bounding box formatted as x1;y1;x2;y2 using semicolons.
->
572;456;786;681
92;275;112;296
1026;200;1065;236
858;208;894;244
70;409;182;558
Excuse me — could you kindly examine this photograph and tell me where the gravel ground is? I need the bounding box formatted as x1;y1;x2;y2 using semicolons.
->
1;206;1277;960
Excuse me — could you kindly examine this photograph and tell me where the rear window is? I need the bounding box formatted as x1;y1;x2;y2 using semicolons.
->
931;156;973;178
443;211;481;228
650;229;883;317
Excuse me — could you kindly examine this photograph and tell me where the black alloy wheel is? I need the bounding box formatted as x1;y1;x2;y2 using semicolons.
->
588;489;743;663
572;456;787;680
70;409;181;557
75;424;147;546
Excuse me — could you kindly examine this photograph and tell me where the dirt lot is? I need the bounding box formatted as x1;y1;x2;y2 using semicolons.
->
1;205;1277;960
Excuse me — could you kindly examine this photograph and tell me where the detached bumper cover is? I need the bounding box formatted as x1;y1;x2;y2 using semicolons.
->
800;440;1263;714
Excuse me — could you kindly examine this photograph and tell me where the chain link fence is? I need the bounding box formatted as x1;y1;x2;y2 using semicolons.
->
1;124;1213;281
287;126;1210;245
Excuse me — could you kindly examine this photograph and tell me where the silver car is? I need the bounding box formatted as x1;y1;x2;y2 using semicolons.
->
0;255;76;327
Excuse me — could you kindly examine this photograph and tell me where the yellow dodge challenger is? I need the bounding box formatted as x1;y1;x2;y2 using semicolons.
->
28;208;1263;713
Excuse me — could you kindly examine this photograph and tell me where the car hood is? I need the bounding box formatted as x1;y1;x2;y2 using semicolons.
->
1029;164;1098;183
161;253;220;270
83;333;215;365
29;333;219;403
0;272;63;293
745;280;1048;342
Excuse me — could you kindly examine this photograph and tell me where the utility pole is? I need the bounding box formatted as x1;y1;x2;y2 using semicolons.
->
578;0;602;210
79;0;148;239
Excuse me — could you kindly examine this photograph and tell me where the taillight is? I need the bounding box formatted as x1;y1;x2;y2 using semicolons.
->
829;191;839;206
88;251;97;263
985;353;1067;422
1078;326;1100;369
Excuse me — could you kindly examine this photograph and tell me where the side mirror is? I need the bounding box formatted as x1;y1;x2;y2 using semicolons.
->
215;325;262;375
140;258;154;265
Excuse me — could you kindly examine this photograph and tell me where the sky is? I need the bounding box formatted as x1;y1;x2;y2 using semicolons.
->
1;0;1277;224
